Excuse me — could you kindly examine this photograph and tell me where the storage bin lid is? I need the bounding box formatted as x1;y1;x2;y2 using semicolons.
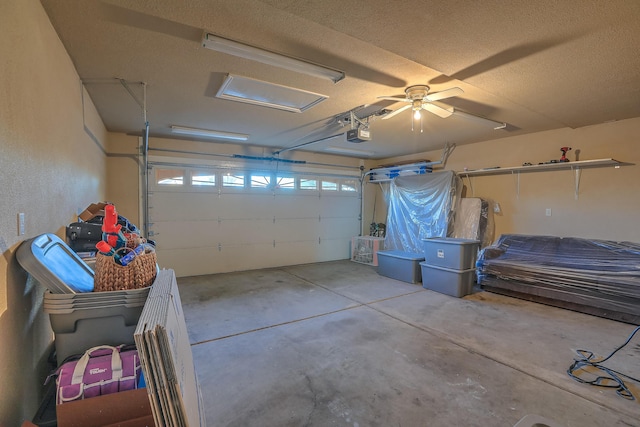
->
43;300;146;314
422;237;480;246
377;250;425;261
420;261;476;273
43;286;151;300
16;233;94;293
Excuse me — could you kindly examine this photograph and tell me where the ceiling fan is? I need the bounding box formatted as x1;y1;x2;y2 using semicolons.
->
378;84;463;121
378;84;508;130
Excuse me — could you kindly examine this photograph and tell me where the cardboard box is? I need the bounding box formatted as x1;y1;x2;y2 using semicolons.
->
78;202;107;222
56;388;154;427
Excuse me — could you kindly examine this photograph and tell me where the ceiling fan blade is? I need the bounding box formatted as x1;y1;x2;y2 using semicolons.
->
423;103;454;118
425;87;464;102
452;109;507;129
381;104;411;120
377;96;411;103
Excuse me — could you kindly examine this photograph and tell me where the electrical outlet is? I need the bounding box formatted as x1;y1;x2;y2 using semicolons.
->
493;202;501;214
545;208;552;217
18;212;25;235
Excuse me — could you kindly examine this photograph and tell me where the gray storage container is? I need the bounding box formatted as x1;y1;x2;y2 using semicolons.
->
377;251;425;283
45;303;145;333
45;298;147;362
16;233;154;363
422;237;480;270
53;316;139;362
420;262;476;297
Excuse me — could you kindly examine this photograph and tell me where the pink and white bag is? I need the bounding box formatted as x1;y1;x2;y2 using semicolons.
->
55;345;141;405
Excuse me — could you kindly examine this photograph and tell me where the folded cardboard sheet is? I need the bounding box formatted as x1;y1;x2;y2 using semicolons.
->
134;269;205;427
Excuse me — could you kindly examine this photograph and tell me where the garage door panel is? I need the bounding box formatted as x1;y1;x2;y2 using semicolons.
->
270;194;321;216
272;218;323;239
151;220;219;250
149;192;222;221
214;219;276;243
154;219;337;249
322;219;361;239
318;198;360;216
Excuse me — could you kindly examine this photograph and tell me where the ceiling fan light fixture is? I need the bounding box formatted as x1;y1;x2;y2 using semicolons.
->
202;33;345;83
413;109;422;120
170;125;249;141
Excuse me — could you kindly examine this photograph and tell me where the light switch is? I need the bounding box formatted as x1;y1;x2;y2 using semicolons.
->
18;213;25;235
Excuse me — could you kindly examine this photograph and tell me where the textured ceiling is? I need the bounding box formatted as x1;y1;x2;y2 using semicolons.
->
40;0;640;159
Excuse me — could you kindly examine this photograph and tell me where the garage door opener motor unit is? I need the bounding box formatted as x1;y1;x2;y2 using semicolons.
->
346;128;371;143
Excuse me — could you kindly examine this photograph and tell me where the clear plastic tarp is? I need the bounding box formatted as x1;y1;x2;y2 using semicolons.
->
383;171;461;253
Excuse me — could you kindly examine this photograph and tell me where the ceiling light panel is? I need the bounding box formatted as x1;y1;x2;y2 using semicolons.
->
202;33;345;83
170;125;249;141
216;74;328;113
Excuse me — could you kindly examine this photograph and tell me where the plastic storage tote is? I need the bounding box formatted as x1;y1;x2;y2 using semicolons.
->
420;262;476;297
422;237;480;270
377;250;425;283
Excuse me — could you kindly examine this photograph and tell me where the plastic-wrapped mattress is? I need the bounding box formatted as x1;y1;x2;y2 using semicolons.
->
477;234;640;324
452;197;493;248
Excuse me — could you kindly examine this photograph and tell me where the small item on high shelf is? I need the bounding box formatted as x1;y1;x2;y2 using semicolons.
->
560;146;572;162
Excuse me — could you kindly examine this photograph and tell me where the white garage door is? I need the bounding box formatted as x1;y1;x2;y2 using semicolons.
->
147;158;362;277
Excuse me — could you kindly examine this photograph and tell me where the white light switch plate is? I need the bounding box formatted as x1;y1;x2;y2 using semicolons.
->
18;212;25;235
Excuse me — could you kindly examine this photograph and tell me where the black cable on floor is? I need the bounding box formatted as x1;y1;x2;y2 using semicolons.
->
567;325;640;400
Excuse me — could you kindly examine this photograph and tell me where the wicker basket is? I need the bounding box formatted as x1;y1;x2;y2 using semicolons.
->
93;246;157;292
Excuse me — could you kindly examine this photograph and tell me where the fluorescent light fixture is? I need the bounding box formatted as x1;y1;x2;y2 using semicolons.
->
170;125;249;141
324;146;375;157
202;33;345;83
217;74;327;113
453;110;507;130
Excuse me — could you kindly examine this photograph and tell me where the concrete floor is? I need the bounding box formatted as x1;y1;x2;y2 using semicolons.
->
178;260;640;427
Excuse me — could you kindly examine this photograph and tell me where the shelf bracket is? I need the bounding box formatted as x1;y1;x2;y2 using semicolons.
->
573;166;582;200
464;174;475;196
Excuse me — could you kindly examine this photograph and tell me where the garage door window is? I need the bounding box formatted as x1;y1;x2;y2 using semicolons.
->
156;169;184;186
275;176;296;189
321;179;338;191
223;173;245;188
300;178;318;190
341;179;358;192
250;174;271;188
192;172;216;187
